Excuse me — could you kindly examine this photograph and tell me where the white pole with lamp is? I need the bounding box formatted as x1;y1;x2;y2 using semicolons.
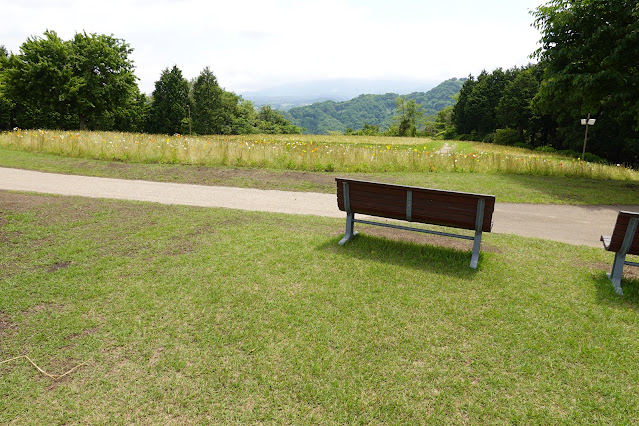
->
581;113;596;160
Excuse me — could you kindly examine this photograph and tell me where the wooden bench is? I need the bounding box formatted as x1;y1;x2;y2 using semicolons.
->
336;178;495;269
601;211;639;295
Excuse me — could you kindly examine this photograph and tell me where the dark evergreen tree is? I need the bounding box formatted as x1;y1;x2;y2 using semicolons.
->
148;66;190;134
0;45;12;130
191;66;224;135
496;68;540;141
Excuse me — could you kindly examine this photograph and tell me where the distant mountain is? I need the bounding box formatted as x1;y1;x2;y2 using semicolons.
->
241;78;440;110
281;78;465;135
244;95;343;111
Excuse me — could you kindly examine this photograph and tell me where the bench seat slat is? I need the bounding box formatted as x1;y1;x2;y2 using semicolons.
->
341;198;485;226
347;192;406;205
339;182;495;207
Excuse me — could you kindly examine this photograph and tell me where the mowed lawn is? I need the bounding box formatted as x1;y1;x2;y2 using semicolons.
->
2;190;639;423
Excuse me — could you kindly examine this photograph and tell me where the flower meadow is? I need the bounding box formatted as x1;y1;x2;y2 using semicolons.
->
1;129;637;181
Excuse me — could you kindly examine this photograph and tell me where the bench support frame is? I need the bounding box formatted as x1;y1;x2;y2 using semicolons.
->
607;217;639;295
338;181;486;269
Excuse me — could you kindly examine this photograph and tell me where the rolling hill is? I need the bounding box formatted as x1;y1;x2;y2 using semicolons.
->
282;78;465;134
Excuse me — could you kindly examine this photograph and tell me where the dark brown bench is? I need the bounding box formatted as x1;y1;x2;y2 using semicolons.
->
601;211;639;295
336;178;495;269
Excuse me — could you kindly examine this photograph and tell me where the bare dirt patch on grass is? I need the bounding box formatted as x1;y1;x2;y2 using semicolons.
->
0;311;17;335
47;261;72;273
0;190;101;225
0;190;55;212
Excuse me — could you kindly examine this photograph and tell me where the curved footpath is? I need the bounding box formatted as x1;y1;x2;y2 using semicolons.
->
1;166;637;248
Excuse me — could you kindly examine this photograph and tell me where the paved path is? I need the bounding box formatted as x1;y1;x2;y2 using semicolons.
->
1;167;637;248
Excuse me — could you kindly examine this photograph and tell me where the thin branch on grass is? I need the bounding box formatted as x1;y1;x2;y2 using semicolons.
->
0;355;90;380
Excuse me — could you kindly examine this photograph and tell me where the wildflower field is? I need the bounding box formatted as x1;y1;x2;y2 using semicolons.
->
1;130;636;181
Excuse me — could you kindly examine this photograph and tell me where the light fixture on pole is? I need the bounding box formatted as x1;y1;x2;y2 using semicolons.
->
581;113;596;160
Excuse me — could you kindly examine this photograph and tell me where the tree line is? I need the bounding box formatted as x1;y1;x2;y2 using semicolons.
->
452;0;639;166
0;31;301;135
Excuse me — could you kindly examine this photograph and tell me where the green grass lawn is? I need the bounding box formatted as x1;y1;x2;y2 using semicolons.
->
2;191;639;423
2;147;639;205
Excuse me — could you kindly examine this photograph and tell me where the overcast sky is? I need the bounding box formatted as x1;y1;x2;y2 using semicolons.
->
2;0;544;95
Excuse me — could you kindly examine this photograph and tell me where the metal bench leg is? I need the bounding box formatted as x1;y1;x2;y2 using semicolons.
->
607;217;637;296
338;212;358;245
608;252;626;295
470;198;486;269
470;230;482;269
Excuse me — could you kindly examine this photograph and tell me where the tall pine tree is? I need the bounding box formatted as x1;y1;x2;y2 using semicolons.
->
148;65;190;135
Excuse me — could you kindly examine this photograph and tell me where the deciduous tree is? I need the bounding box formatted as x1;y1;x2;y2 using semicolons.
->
392;96;423;137
5;31;138;130
256;105;302;134
532;0;639;163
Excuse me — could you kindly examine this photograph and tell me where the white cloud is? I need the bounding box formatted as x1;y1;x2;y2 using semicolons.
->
2;0;543;94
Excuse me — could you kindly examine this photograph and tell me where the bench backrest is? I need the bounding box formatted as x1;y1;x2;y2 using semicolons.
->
336;178;495;232
607;211;639;255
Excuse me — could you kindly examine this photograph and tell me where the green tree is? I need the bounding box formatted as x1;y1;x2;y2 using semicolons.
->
452;76;478;135
532;0;639;163
256;105;302;134
467;69;513;136
5;31;75;128
391;96;424;137
148;66;190;134
434;105;455;138
5;30;138;130
112;89;150;132
191;66;224;135
496;68;540;141
223;95;256;135
0;45;12;130
68;32;137;129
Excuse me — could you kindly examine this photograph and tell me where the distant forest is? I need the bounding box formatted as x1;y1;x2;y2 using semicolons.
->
283;78;464;135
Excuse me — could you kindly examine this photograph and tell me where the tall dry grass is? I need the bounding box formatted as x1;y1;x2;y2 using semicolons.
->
1;129;637;181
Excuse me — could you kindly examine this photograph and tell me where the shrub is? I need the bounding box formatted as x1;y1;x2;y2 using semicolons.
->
558;149;580;158
441;127;456;140
535;145;557;153
514;142;533;150
583;152;607;164
493;128;519;146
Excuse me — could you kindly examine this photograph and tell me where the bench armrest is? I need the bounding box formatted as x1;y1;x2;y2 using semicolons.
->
601;235;611;250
